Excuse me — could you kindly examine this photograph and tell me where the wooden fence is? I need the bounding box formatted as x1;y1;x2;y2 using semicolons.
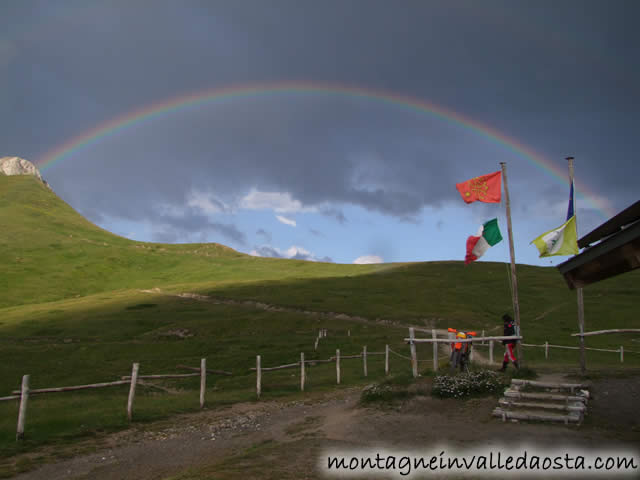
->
253;345;388;398
3;359;231;441
406;327;638;375
6;326;638;441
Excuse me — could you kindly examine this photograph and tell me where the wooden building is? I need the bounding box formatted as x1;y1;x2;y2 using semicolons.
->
558;200;640;288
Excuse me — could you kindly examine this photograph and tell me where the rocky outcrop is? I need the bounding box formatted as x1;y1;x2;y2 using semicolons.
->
0;156;51;189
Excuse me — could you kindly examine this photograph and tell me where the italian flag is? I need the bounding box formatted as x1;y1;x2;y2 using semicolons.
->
465;218;503;264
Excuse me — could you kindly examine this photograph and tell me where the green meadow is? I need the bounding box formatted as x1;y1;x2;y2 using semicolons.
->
1;175;638;470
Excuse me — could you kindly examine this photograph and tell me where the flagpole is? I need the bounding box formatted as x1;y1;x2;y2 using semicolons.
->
567;156;586;375
499;162;522;364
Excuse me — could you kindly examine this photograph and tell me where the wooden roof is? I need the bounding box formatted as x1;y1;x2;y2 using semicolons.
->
557;200;640;289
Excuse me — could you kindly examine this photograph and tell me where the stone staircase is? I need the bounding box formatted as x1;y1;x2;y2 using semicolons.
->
493;379;589;425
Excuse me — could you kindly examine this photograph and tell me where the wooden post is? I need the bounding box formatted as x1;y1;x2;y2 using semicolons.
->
545;341;549;359
363;346;368;377
300;352;305;391
489;340;494;364
482;330;485;345
127;363;139;422
568;157;586;375
409;328;418;378
500;162;523;365
314;337;319;351
432;329;438;371
620;346;624;363
385;344;390;375
336;349;341;384
200;358;206;409
469;339;475;363
16;375;29;441
256;355;261;399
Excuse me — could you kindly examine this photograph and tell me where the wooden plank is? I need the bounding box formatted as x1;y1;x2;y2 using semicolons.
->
200;358;206;409
385;344;389;376
336;349;341;385
122;373;199;380
249;362;299;372
12;380;130;395
0;395;20;402
498;399;585;412
511;379;588;390
176;364;232;376
16;375;29;441
489;340;494;364
503;390;587;403
127;363;139;422
256;355;261;399
300;352;305;392
493;407;581;423
405;336;522;343
572;329;640;337
409;328;418;378
432;329;438;372
363;346;368;377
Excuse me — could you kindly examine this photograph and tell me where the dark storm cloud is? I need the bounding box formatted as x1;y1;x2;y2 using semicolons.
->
2;0;638;232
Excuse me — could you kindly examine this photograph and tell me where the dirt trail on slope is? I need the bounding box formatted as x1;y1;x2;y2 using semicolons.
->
141;289;432;330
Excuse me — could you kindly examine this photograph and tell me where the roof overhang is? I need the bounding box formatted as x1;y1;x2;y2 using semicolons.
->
557;221;640;289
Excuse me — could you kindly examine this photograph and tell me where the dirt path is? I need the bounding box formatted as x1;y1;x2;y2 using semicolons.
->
12;374;639;480
141;289;426;330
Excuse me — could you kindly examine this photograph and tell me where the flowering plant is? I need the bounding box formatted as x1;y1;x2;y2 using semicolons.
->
432;370;506;398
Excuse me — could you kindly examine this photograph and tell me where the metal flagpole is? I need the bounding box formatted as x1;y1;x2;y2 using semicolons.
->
567;156;586;374
499;162;522;364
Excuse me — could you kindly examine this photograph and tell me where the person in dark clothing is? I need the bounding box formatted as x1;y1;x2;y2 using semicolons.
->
499;313;519;371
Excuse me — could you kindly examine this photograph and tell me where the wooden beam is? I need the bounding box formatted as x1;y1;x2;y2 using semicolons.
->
571;329;640;337
12;380;130;395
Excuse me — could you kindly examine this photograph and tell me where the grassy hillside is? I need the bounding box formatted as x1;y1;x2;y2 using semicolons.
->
0;175;387;308
0;173;638;470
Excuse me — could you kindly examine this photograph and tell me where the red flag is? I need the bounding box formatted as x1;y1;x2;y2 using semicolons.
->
455;171;502;204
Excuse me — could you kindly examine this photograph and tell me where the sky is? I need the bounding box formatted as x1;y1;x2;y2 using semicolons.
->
2;0;638;266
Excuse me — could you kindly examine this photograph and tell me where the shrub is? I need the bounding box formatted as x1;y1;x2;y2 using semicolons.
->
432;370;506;399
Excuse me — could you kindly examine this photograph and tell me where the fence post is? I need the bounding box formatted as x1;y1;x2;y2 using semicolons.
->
314;337;319;351
256;355;261;399
336;349;341;384
482;330;485;345
16;375;29;441
363;346;368;377
432;329;438;371
200;358;206;409
385;344;390;375
620;346;624;363
409;328;418;378
489;340;494;365
300;352;305;391
545;341;549;359
469;338;475;363
127;363;139;422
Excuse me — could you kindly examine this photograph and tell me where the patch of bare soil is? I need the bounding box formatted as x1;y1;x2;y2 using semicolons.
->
10;374;639;480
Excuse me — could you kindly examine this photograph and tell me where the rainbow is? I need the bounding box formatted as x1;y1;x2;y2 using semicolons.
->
37;82;614;218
